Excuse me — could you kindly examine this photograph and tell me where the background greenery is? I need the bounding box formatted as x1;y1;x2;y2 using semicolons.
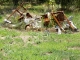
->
0;0;80;60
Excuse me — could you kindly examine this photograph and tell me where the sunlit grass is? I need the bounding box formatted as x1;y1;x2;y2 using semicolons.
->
0;30;80;60
0;6;80;60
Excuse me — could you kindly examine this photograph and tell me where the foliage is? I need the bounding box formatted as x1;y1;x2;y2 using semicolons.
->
73;0;80;9
55;0;80;11
55;0;72;8
12;0;19;6
0;28;80;60
0;0;80;12
0;1;80;60
0;12;80;60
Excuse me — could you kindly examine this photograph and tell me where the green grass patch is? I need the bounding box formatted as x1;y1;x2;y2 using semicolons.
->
0;7;80;60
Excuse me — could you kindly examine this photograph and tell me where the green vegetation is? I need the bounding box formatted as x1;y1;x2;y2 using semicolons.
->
0;28;80;60
0;1;80;60
0;11;80;60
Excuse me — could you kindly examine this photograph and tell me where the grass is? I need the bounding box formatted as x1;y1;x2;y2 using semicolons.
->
0;6;80;60
0;29;80;60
